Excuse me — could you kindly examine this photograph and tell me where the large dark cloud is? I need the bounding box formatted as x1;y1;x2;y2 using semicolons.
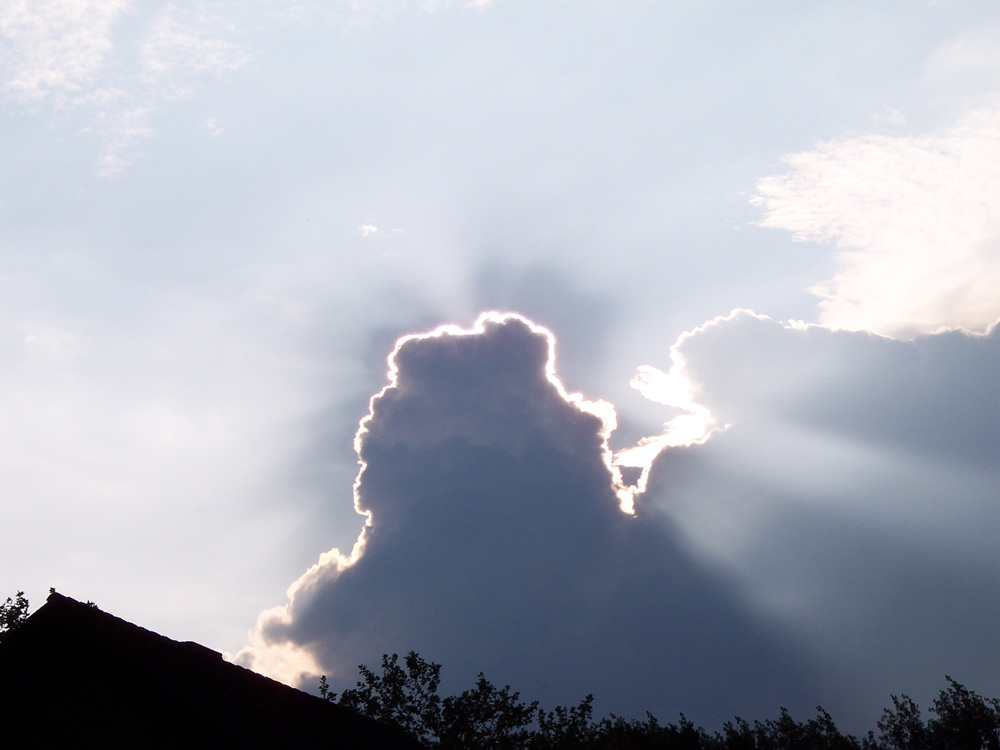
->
242;313;824;727
641;311;1000;728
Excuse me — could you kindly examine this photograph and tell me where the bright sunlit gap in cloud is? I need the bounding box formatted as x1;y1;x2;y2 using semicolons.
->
613;314;730;496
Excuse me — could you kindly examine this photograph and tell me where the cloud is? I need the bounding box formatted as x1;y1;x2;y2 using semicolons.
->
353;0;494;12
94;102;154;177
2;0;500;175
358;225;403;245
925;24;1000;91
139;4;249;98
199;117;224;136
637;310;1000;723
0;0;127;106
0;1;248;175
752;101;1000;338
238;313;824;726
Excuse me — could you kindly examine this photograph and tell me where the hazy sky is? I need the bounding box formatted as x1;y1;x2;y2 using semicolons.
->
3;0;1000;732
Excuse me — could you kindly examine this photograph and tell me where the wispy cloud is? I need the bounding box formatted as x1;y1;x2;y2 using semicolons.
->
0;0;127;106
199;117;224;136
139;3;249;99
94;102;154;177
0;1;248;176
358;224;403;240
350;0;494;11
752;101;1000;337
420;0;494;10
925;23;1000;93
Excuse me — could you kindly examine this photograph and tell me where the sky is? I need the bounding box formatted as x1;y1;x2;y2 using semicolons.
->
2;0;1000;733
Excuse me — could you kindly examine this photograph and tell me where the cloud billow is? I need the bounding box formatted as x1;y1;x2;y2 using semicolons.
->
242;313;822;726
639;310;1000;726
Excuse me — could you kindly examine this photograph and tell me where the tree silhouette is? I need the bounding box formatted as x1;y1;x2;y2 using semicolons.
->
0;591;29;643
323;653;1000;750
875;693;927;750
438;674;538;749
335;652;445;745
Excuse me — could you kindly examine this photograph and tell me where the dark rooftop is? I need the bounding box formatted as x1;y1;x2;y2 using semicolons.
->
0;591;421;748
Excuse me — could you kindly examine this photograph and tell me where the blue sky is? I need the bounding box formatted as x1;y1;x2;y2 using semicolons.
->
3;0;1000;732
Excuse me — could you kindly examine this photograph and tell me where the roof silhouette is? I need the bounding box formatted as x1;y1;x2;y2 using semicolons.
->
0;591;421;748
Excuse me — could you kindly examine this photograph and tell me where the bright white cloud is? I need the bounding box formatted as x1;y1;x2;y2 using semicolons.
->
752;101;1000;338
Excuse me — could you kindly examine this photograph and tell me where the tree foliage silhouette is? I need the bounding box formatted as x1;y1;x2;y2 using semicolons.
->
325;652;540;749
0;591;29;643
322;653;1000;750
334;652;445;745
874;677;1000;750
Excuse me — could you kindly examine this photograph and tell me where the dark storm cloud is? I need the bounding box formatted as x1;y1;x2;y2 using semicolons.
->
242;313;825;726
640;311;1000;728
